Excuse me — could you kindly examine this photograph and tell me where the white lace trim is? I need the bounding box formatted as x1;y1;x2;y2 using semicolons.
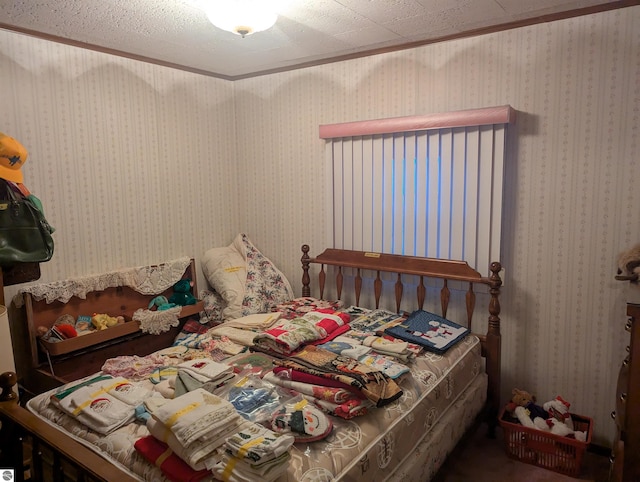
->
133;306;182;335
13;257;192;307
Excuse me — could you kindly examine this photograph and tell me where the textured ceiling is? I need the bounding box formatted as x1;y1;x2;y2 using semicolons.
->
0;0;632;79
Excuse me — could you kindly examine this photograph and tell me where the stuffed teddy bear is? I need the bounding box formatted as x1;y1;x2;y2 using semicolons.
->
168;279;197;306
507;391;587;442
616;243;640;283
506;388;549;422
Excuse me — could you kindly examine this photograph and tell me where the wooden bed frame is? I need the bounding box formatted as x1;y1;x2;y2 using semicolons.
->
0;246;503;482
300;245;503;431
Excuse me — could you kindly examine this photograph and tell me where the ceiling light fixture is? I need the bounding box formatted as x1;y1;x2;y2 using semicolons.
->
203;0;278;38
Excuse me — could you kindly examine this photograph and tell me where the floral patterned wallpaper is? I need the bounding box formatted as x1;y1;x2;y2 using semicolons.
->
2;5;639;444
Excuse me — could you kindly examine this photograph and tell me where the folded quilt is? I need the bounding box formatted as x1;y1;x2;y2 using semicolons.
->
253;309;350;355
252;317;324;355
318;337;410;379
302;308;350;335
134;435;212;482
349;309;404;333
307;395;370;420
271;345;403;407
263;371;370;419
262;371;362;404
208;325;260;347
271;366;362;394
349;329;421;360
51;375;150;434
272;297;344;320
171;319;211;348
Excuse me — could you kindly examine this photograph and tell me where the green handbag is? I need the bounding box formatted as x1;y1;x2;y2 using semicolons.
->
0;180;54;264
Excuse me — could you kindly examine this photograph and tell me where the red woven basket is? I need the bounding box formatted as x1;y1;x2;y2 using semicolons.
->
498;407;593;477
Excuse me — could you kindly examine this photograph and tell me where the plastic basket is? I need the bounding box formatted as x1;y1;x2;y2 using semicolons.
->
499;407;593;477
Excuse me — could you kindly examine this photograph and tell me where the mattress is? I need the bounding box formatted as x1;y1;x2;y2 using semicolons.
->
26;335;485;482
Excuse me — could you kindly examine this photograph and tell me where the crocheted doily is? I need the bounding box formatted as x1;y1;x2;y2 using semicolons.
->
14;257;192;307
134;306;183;335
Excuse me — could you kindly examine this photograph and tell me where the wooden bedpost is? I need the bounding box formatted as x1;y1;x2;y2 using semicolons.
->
0;371;18;402
301;245;311;297
485;261;502;437
0;371;22;478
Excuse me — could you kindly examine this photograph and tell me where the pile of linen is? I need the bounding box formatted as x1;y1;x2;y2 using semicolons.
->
50;374;155;434
140;388;294;482
252;309;351;355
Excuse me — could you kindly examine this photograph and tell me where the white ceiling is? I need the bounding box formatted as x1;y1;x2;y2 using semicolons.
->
0;0;630;79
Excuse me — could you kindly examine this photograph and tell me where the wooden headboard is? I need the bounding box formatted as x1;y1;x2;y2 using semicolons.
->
300;244;503;431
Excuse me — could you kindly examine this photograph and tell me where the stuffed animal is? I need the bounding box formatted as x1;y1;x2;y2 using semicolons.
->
506;391;587;442
168;279;197;306
37;314;79;340
506;388;549;422
616;243;640;283
148;295;176;311
91;313;124;330
544;395;574;429
533;396;587;441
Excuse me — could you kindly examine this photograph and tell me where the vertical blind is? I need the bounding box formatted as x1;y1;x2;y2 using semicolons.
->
320;106;515;275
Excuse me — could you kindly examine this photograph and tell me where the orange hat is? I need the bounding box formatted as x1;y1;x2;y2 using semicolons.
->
0;132;28;183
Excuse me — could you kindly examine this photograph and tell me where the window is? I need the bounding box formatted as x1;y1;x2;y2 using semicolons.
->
320;105;515;275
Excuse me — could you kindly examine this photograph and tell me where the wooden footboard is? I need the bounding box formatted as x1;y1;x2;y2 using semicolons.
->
301;245;503;433
0;371;137;482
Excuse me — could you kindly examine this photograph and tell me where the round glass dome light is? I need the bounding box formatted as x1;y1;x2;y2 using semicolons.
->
204;1;278;37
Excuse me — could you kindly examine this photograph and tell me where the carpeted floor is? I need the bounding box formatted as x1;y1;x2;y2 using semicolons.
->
433;422;611;482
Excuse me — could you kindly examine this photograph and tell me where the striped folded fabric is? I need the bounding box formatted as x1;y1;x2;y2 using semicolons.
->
134;435;211;482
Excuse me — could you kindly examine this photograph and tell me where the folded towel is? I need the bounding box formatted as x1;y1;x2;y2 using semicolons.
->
210;451;291;482
177;358;234;383
221;312;281;330
51;378;138;434
224;423;294;465
152;388;238;447
147;415;246;470
174;370;235;398
134;435;212;482
208;325;260;347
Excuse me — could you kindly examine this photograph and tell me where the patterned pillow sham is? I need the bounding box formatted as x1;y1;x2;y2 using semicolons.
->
201;233;293;321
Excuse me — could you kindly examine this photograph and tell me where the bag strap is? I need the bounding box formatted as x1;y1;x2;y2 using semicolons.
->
0;179;21;202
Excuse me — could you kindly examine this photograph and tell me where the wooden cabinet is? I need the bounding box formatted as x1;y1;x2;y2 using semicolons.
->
8;259;203;396
610;302;640;482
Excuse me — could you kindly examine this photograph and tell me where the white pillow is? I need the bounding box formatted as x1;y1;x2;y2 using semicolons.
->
201;235;247;320
202;233;294;321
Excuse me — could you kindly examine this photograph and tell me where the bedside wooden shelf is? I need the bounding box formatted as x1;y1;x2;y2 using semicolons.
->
37;300;204;357
9;259;202;394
